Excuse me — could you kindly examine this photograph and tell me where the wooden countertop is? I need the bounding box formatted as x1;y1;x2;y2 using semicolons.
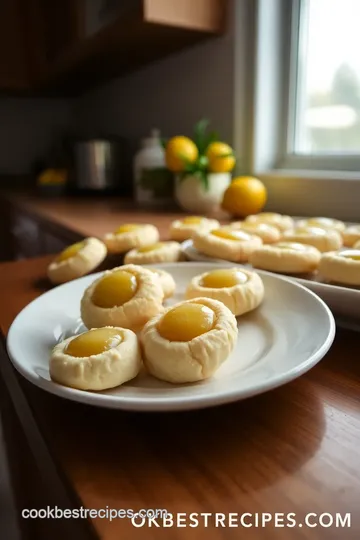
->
1;255;360;538
3;192;191;239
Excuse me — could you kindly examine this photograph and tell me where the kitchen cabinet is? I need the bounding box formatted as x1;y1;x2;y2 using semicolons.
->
0;1;34;90
0;0;228;95
0;198;82;262
0;0;79;91
11;213;43;259
10;212;80;261
10;212;78;260
0;191;189;263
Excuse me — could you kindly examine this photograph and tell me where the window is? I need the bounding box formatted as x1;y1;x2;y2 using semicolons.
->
288;0;360;163
235;0;360;219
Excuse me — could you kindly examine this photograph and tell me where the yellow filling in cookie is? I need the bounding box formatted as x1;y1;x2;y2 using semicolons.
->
65;328;123;358
56;241;85;263
182;216;203;224
92;270;138;308
340;250;360;261
157;303;215;342
201;269;248;288
137;242;165;253
115;224;143;234
211;229;251;241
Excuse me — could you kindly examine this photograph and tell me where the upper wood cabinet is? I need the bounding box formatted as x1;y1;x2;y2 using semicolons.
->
0;0;227;95
0;1;32;90
0;0;81;91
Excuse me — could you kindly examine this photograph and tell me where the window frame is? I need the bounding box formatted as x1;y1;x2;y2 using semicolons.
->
281;0;360;171
233;0;360;221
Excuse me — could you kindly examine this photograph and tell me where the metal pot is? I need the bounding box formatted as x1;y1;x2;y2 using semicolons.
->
73;139;121;191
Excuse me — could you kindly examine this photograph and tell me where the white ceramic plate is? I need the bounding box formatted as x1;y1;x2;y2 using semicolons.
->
7;263;335;412
183;240;360;324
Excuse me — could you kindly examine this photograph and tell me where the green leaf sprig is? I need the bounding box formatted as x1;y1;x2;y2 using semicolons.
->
163;119;236;190
193;118;219;154
177;152;209;190
177;118;219;188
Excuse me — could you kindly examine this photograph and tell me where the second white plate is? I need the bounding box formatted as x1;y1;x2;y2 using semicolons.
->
182;240;360;323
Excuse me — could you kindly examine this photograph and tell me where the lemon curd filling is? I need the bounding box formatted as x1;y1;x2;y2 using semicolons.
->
115;224;143;234
137;242;164;253
201;269;248;288
276;242;309;251
92;270;138;308
158;303;215;342
211;229;251;241
65;328;122;357
182;216;203;225
340;250;360;261
56;241;85;263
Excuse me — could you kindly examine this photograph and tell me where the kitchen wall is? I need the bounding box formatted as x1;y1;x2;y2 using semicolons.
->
72;0;238;147
0;0;248;180
0;98;71;176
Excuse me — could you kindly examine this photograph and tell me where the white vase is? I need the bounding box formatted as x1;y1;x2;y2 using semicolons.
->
175;172;231;214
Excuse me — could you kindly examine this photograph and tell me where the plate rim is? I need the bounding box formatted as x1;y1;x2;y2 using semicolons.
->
6;262;336;412
182;239;360;297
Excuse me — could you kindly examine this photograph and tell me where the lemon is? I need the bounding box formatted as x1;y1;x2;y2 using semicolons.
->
38;168;67;186
206;142;236;173
165;136;198;172
222;176;267;217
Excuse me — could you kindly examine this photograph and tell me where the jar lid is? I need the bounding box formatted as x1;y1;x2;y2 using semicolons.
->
142;128;162;148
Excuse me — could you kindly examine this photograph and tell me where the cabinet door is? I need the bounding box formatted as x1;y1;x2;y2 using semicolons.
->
0;0;82;89
10;211;74;259
42;231;68;256
0;1;29;89
37;0;83;64
82;0;138;37
11;214;42;259
0;0;51;89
